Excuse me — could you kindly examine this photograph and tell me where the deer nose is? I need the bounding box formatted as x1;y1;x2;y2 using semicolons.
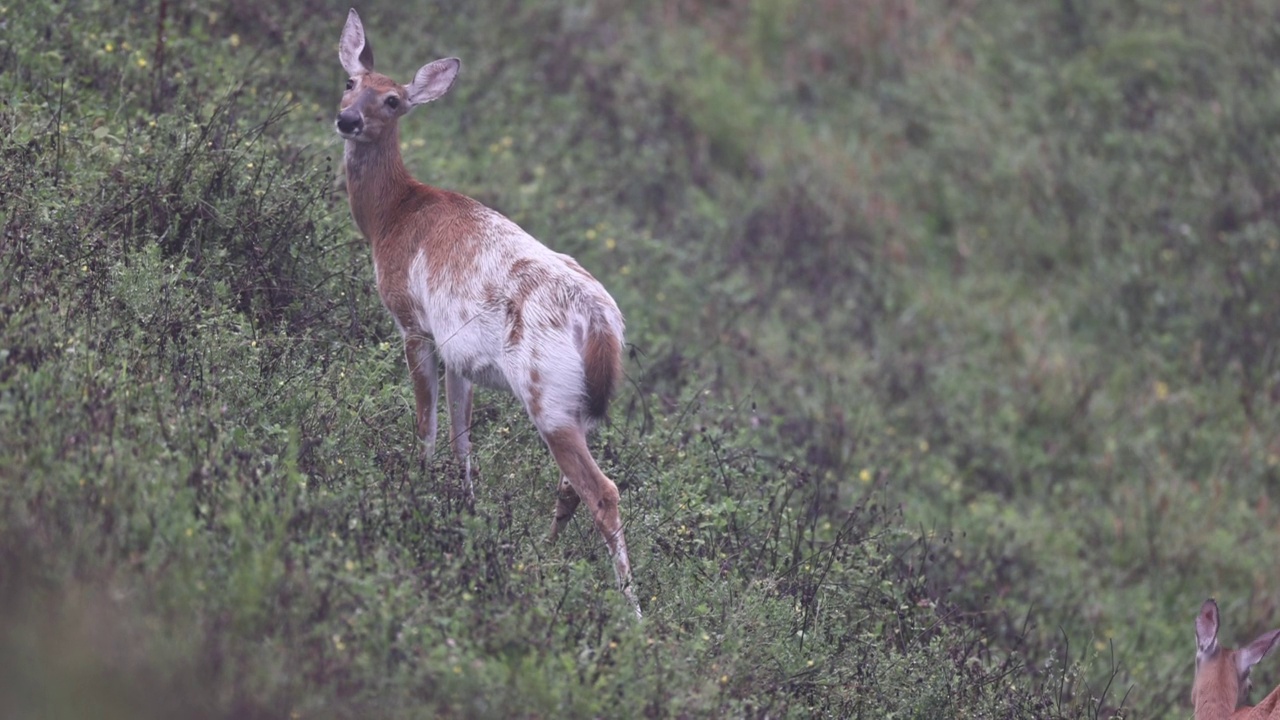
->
335;111;363;136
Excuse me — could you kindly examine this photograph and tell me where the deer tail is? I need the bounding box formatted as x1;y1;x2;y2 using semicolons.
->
581;315;623;424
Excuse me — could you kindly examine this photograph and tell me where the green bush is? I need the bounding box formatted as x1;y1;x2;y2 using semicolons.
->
10;0;1280;717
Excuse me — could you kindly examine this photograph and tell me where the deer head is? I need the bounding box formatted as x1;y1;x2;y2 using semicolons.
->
335;9;459;145
1194;599;1280;720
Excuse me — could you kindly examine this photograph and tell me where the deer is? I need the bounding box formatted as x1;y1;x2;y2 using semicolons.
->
1194;599;1280;720
333;8;638;615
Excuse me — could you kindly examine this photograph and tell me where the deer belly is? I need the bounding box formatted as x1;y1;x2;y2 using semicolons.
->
432;310;512;392
459;361;510;391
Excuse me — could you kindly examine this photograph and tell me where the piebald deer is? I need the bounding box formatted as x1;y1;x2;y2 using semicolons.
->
334;8;638;614
1194;599;1280;720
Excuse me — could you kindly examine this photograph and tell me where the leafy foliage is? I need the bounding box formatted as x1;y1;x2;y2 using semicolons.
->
6;0;1280;718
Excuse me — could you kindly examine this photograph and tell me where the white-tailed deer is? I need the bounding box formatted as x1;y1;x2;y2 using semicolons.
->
334;8;638;614
1194;599;1280;720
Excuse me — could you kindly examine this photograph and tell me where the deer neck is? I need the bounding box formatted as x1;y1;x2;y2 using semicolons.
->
1196;696;1240;720
344;124;416;244
1237;685;1280;719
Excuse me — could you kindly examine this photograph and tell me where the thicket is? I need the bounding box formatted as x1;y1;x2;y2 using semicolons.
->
4;0;1279;717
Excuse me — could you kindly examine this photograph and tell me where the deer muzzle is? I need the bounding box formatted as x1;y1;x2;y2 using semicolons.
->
335;109;363;138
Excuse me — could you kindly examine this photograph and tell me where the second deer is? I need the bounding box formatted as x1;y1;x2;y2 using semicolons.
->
1194;598;1280;720
334;8;638;615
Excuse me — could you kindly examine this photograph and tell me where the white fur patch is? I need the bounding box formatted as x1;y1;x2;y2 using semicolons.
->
399;210;623;434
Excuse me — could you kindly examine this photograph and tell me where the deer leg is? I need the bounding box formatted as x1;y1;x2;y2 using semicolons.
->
404;335;438;468
542;426;639;617
445;369;474;501
549;475;581;542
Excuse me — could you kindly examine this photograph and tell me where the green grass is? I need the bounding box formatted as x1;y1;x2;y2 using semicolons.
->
5;0;1280;717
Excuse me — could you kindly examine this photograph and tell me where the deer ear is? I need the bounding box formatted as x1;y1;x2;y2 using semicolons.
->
406;58;460;106
340;8;374;75
1197;599;1221;657
1237;629;1280;675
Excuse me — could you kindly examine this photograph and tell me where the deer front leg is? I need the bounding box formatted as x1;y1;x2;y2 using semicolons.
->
445;368;474;499
404;335;438;466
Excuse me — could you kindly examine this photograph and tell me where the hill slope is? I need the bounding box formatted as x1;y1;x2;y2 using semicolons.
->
5;1;1280;717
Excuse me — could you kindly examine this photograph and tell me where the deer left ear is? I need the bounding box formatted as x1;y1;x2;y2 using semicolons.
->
340;8;375;75
1237;629;1280;676
406;58;460;106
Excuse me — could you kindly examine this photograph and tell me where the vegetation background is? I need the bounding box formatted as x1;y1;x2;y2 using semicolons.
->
3;0;1279;717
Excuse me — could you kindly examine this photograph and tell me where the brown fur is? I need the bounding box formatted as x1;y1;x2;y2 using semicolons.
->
337;9;637;615
503;259;545;349
528;369;543;421
544;428;621;536
341;76;483;317
1195;600;1280;720
1236;687;1280;720
582;322;622;422
405;335;436;440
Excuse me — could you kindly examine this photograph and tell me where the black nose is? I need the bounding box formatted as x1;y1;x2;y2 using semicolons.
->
335;111;362;135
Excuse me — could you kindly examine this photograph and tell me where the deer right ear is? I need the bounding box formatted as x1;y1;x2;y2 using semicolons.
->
1197;599;1221;658
340;8;375;75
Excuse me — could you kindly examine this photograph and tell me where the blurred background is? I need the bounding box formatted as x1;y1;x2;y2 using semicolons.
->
3;0;1280;717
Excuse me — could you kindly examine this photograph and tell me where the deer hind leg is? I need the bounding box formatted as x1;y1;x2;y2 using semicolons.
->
445;368;474;500
549;475;581;542
542;426;639;616
404;335;438;466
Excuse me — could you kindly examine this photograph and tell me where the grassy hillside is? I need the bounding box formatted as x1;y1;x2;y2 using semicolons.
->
4;0;1280;717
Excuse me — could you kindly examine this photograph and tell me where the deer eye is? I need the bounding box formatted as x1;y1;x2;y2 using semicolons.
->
385;95;400;109
345;78;355;91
